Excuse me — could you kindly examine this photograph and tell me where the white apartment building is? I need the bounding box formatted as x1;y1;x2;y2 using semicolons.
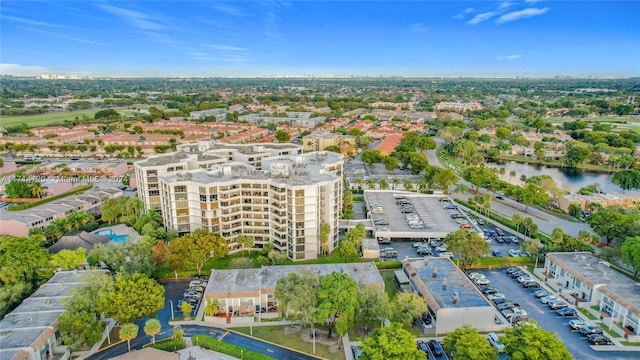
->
134;140;344;261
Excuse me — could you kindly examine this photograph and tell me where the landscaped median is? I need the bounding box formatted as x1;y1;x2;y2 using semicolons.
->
191;335;274;360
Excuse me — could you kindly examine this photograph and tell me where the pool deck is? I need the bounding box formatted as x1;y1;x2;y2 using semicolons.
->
93;224;143;243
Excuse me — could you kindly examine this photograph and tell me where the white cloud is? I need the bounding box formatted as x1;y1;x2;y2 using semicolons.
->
210;3;249;17
499;2;515;10
99;4;164;30
525;0;543;3
464;8;475;13
496;54;522;60
496;7;549;24
453;7;475;19
1;15;66;28
411;23;429;33
0;63;50;76
206;44;250;52
467;11;498;25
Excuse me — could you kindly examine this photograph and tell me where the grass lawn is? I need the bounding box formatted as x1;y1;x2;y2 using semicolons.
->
379;270;399;300
1;110;100;128
577;307;598;321
601;325;622;338
232;325;345;360
620;341;640;346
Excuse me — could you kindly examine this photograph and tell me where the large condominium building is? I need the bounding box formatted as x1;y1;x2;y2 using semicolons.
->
134;140;344;261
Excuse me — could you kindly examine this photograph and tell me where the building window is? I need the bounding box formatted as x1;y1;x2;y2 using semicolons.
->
174;185;187;193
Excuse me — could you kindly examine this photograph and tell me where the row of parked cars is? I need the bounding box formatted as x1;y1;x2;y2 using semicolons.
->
469;271;530;326
526;281;614;346
176;277;208;314
417;339;445;358
413;239;453;258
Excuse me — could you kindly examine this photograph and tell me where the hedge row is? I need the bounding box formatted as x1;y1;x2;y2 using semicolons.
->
8;184;93;211
469;256;535;269
374;260;403;269
192;335;274;360
150;339;186;352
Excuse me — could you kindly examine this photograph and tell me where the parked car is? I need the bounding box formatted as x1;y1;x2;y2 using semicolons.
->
556;308;578;317
548;300;569;310
495;228;505;236
509;249;521;257
487;293;505;301
439;252;454;259
474;278;491;286
588;334;613;345
417;341;429;354
534;289;550;298
417;247;433;256
540;295;558;304
428;340;444;356
487;332;505;353
496;195;505;200
510;270;525;278
436;245;448;252
468;272;486;280
580;326;604;336
522;281;541;289
517;275;533;283
492;249;502;257
493;298;512;305
412;242;425;248
477;219;485;225
509;236;520;244
506;267;520;275
421;312;432;325
481;287;499;295
496;302;517;311
569;319;587;330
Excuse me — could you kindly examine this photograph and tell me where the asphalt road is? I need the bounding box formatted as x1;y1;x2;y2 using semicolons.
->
87;280;319;360
476;269;638;360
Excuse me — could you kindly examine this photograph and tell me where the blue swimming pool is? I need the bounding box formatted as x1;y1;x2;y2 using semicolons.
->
94;229;129;244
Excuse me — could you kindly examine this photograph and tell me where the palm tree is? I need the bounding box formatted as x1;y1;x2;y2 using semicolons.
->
417;179;427;193
366;178;376;190
29;181;45;198
453;183;468;195
391;177;401;190
509;170;516;184
403;180;414;191
499;167;506;180
354;178;364;190
144;319;161;345
379;179;389;190
119;323;139;352
236;235;254;257
512;213;522;234
319;223;331;255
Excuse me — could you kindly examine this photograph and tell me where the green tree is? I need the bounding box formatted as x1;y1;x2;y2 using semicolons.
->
586;208;632;245
0;282;32;318
390;292;427;327
235;235;254;257
324;144;341;153
613;169;640;191
275;129;291;143
443;324;498;360
170;228;229;275
5;179;32;198
444;229;490;267
274;270;321;329
99;273;165;324
379;178;390;190
119;323;139;352
512;213;523;233
564;141;593;167
521;237;542;257
360;322;423;360
87;243;127;271
432;168;458;192
28;181;45;198
495;127;511;140
463;167;497;192
338;223;365;260
502;320;571;360
319;223;331;255
621;236;640;280
181;301;193;319
381;156;399;172
356;285;391;335
144;318;161;345
516;182;549;212
0;235;50;285
315;272;358;340
361;149;383;166
51;248;87;270
568;204;582;218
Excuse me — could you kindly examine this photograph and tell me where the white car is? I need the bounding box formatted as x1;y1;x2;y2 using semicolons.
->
540;295;558;304
487;332;505;353
517;275;533;284
412;242;425;248
474;278;490;286
569;319;587;330
508;249;521;257
487;293;505;301
439;252;454;259
468;272;486;280
436;245;448;252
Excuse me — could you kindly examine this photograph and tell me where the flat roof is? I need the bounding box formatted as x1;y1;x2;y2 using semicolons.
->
547;252;640;317
364;191;479;239
205;262;384;298
0;270;105;359
403;257;491;312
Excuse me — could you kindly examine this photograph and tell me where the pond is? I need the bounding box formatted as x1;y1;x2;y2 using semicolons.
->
486;160;619;194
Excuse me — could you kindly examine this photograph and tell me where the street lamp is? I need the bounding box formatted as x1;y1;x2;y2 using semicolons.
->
169;300;174;320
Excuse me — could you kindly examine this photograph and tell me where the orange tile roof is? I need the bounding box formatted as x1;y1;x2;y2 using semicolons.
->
374;134;404;155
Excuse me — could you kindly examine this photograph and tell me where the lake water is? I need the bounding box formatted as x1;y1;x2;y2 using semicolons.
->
486;160;620;194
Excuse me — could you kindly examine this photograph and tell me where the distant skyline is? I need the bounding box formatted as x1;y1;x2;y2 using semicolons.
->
1;1;639;78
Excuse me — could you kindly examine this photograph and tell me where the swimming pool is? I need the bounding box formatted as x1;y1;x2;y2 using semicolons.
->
94;229;130;244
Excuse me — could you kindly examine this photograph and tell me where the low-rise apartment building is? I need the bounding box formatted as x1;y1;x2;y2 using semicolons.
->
302;131;355;152
544;252;640;340
134;141;343;261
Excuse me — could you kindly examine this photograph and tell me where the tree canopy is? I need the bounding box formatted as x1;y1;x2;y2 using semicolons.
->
502;321;572;360
360;322;424;360
99;273;165;324
444;229;490;267
621;236;640;280
315;272;358;338
274;270;321;328
443;324;498;360
390;292;427;327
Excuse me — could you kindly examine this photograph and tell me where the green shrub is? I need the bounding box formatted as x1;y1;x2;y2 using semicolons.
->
192;335;274;360
150;339;185;352
8;184;93;211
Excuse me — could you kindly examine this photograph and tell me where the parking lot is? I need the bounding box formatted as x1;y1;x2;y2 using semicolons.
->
474;269;638;360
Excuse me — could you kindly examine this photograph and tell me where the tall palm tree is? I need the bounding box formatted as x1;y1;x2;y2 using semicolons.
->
403;180;414;191
454;183;468;195
144;319;161;345
392;178;400;190
499;168;506;180
509;170;516;184
366;178;377;190
512;213;522;234
354;178;364;190
379;179;389;190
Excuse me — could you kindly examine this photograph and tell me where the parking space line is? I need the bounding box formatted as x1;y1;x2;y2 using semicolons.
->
219;330;230;341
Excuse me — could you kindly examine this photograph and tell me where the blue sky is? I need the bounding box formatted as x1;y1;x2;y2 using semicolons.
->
1;1;639;77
